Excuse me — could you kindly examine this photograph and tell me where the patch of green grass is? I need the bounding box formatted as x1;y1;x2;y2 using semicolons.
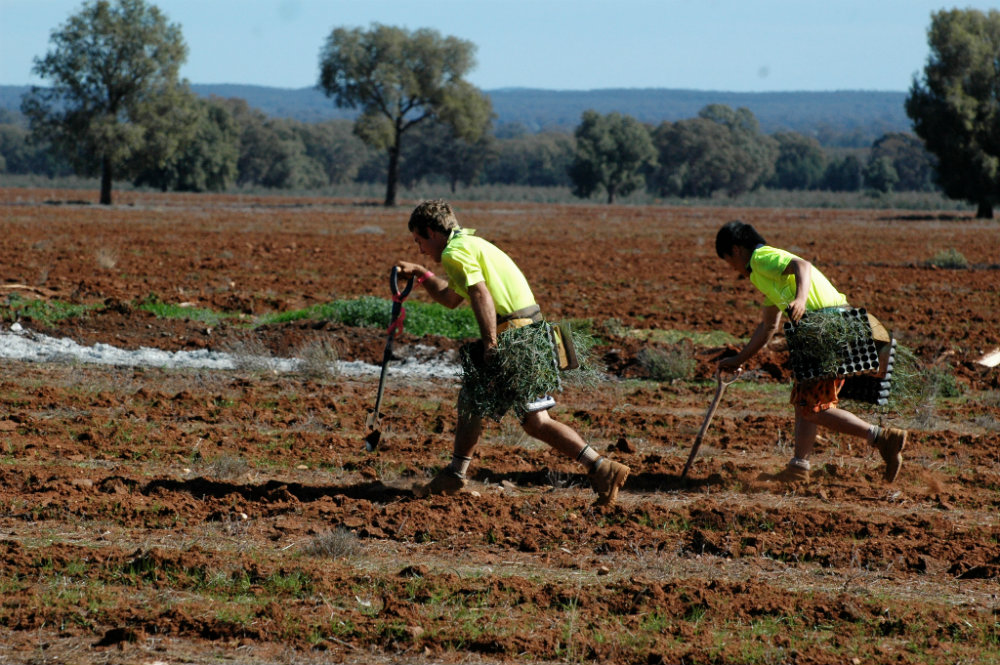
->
1;294;101;325
0;291;549;341
640;611;671;633
259;296;478;338
626;327;742;346
264;569;313;597
137;294;238;326
214;607;256;630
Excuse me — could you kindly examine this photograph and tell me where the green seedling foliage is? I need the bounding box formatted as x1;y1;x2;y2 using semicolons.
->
885;344;961;411
264;569;313;597
839;342;961;419
461;322;602;421
785;308;873;379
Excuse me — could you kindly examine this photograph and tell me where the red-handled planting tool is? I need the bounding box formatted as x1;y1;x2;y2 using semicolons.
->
364;266;415;452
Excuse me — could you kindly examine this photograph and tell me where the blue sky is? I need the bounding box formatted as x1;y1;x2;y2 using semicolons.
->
1;1;995;92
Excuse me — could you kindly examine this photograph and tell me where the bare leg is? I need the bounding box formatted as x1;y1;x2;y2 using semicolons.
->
793;413;819;460
807;407;872;440
794;406;873;461
520;409;587;459
522;409;630;505
797;405;906;483
414;395;483;497
453;408;484;459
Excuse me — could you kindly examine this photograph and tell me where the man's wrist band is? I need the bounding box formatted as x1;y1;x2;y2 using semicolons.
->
417;270;435;285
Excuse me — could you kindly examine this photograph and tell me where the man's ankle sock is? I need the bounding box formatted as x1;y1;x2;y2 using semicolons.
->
447;455;473;478
576;444;601;470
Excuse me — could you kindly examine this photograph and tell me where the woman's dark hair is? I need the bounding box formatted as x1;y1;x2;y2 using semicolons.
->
715;220;766;258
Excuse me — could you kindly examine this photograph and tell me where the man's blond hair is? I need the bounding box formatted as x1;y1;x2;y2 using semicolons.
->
408;199;460;238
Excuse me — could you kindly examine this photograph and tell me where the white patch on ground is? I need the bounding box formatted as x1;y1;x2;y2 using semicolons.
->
0;323;460;380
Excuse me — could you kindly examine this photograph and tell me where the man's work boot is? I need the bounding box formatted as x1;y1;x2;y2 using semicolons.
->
874;427;907;483
414;469;467;498
588;459;630;507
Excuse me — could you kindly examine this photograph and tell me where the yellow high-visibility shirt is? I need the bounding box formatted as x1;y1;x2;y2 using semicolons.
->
441;229;536;316
749;245;847;311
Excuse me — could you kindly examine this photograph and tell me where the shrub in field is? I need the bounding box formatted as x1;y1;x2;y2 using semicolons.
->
94;247;118;270
926;248;969;269
205;454;250;481
636;343;696;382
303;528;361;559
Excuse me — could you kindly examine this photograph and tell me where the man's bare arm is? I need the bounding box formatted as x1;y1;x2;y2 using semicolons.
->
467;281;498;349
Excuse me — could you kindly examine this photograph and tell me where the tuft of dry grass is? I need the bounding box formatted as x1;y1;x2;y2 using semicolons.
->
221;335;275;373
637;343;696;382
294;338;340;381
95;247;118;270
205;454;250;481
303;528;361;559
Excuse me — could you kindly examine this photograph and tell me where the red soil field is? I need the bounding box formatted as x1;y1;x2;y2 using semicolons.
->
0;187;997;664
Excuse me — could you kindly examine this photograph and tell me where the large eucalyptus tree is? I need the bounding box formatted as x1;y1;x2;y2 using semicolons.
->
906;9;1000;218
21;0;194;204
318;23;492;206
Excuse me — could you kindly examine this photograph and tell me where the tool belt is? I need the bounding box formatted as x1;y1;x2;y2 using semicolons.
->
496;304;542;333
496;305;579;371
549;321;580;371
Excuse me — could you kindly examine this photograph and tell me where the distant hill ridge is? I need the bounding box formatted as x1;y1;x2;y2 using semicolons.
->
0;84;911;140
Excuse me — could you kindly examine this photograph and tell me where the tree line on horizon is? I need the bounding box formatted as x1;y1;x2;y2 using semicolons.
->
2;1;998;216
0;98;936;200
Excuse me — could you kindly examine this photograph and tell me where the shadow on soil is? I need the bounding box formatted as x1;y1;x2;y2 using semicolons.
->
142;477;413;503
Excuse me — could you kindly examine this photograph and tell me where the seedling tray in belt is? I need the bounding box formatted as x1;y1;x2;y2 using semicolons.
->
783;307;879;383
841;338;897;406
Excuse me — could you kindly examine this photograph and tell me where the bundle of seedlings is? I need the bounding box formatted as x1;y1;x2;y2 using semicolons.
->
784;307;878;383
461;321;601;421
844;342;956;421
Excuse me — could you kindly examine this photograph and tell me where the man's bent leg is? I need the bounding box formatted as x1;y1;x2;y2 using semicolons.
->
521;410;586;459
522;411;630;506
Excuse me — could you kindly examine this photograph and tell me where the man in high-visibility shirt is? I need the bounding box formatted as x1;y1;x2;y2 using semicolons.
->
396;199;630;506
